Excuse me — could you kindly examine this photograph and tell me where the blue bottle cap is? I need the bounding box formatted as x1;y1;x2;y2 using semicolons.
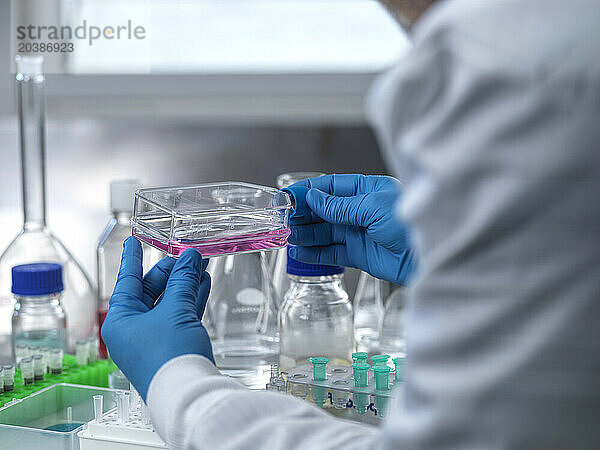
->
11;263;64;296
286;246;344;276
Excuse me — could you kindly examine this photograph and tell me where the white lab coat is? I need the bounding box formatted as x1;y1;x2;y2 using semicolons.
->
147;0;600;448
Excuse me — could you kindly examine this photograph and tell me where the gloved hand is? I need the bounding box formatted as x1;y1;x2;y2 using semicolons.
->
101;237;213;400
286;174;416;285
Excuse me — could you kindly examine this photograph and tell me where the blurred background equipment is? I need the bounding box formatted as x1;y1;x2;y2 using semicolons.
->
378;286;406;358
353;273;393;354
0;55;96;364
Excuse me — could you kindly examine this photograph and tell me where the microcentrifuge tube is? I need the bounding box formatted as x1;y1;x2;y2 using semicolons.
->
373;366;391;391
352;352;368;364
67;406;73;424
49;348;63;374
311;386;328;408
351;363;371;415
15;344;28;365
93;395;103;423
2;364;15;391
121;391;131;423
351;362;370;388
76;340;89;366
20;357;34;385
309;357;329;381
0;367;4;393
130;382;140;412
88;337;99;363
371;354;390;368
116;391;127;424
32;354;45;382
392;357;404;382
375;395;389;418
41;348;51;373
354;392;369;415
140;401;151;426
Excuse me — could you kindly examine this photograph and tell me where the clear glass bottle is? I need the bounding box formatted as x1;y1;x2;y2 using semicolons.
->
97;179;162;388
0;56;95;363
378;286;406;357
279;246;353;370
11;263;67;352
271;171;325;309
353;272;393;353
204;251;278;387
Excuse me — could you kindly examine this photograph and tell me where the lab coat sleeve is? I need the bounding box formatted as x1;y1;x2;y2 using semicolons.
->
147;354;378;449
366;0;600;448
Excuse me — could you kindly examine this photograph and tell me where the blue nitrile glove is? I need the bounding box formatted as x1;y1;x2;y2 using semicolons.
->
286;174;416;285
101;237;214;400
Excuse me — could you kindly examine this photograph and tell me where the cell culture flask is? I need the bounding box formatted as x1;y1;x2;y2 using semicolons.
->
205;251;279;387
353;272;392;353
378;286;407;357
0;56;95;363
271;172;324;309
131;182;292;258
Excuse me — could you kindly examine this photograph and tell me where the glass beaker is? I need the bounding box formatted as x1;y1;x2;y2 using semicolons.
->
0;56;96;363
271;171;325;309
378;286;406;357
204;251;278;388
353;272;393;353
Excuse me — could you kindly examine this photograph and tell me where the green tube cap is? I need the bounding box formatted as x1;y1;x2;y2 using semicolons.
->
373;366;391;391
351;362;370;387
351;352;368;364
309;357;329;381
371;354;390;367
392;357;404;382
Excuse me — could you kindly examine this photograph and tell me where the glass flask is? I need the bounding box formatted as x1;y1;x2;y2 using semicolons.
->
0;56;95;363
11;263;67;353
204;251;278;388
271;171;325;309
97;179;162;387
378;286;406;357
279;246;353;371
353;272;393;353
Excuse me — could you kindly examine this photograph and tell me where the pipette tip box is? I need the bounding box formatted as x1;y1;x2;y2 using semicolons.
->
132;182;292;258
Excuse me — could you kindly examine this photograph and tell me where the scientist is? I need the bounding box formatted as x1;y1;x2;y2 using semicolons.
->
102;0;600;448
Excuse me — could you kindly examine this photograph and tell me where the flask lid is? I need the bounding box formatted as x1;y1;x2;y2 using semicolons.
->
286;245;344;276
12;263;64;296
